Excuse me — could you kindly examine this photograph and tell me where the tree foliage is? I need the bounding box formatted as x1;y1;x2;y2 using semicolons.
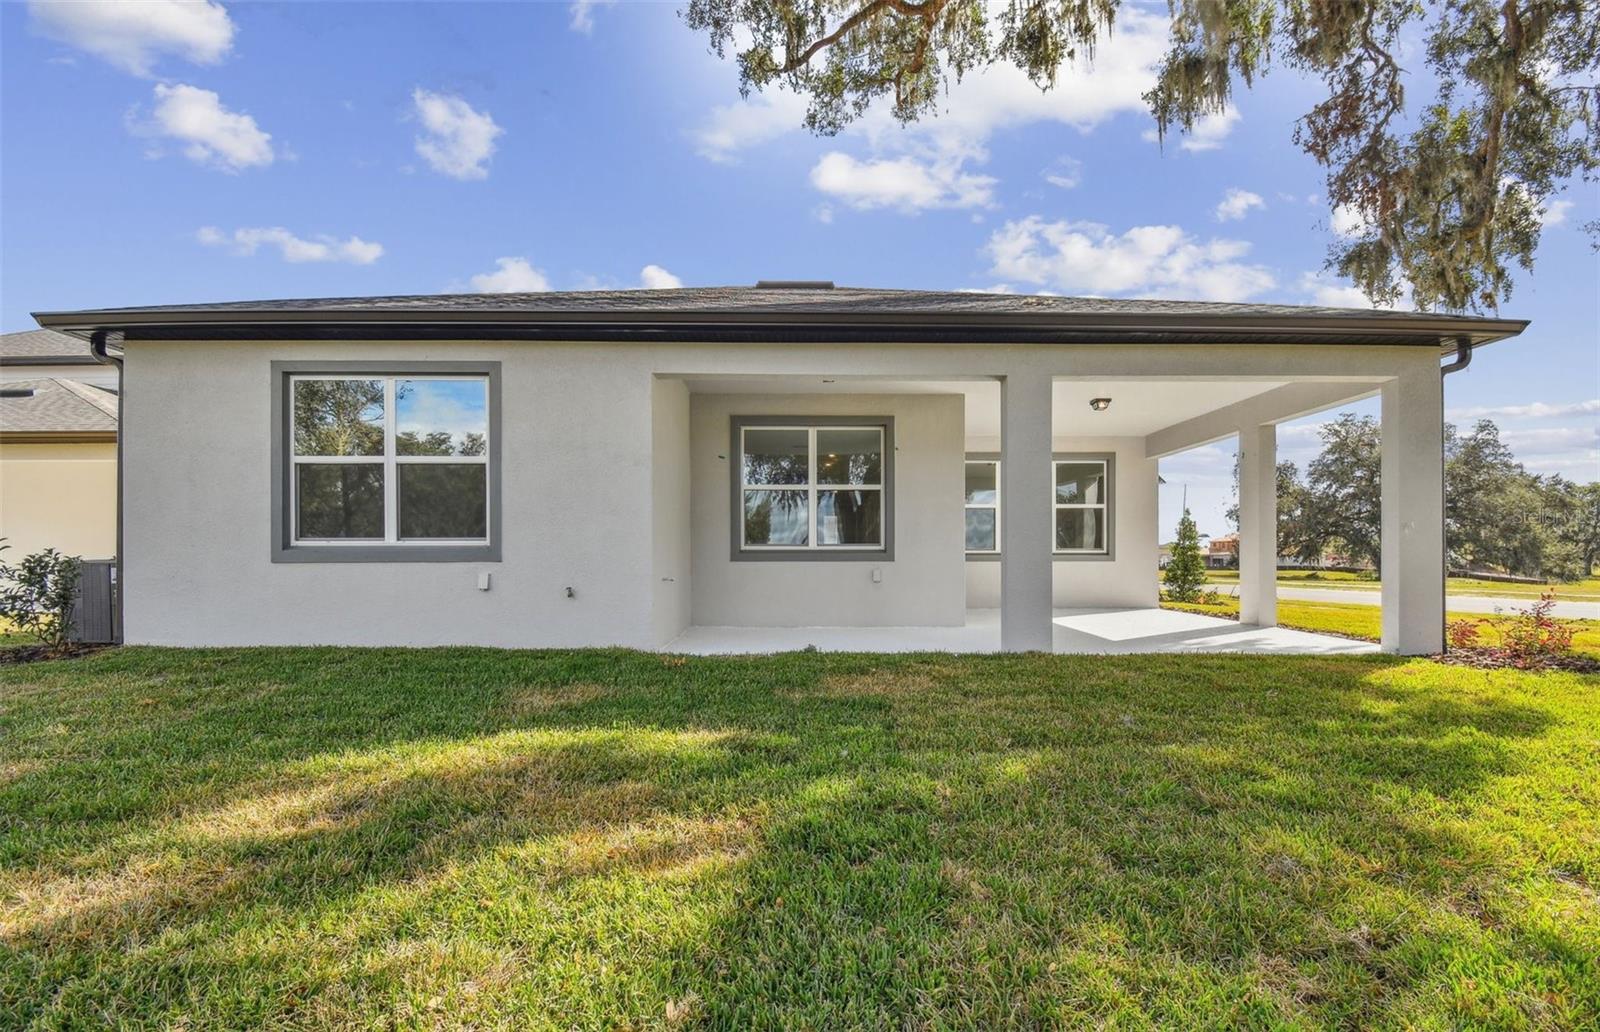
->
1164;508;1208;601
1299;413;1385;571
1222;412;1596;581
685;0;1599;312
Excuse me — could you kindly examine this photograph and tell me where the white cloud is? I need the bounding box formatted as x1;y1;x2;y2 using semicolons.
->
1142;108;1242;152
1539;198;1574;227
693;90;809;163
29;0;233;76
1500;426;1600;456
568;0;616;34
1214;188;1264;222
691;6;1170;202
1292;270;1408;310
639;264;683;289
469;257;550;293
985;217;1276;301
1042;156;1083;190
1330;203;1366;237
197;226;382;264
412;88;503;180
809;151;996;212
1448;399;1600;421
136;84;273;171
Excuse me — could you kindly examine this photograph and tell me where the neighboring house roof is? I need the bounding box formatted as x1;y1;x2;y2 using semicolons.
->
33;284;1527;351
0;377;119;440
0;327;98;366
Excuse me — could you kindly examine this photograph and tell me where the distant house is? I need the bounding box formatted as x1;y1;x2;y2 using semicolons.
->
1206;533;1239;569
0;330;118;561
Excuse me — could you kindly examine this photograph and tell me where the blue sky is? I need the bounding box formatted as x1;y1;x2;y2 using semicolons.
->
3;1;1595;537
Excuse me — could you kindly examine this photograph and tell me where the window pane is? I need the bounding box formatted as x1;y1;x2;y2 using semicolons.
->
293;379;384;456
743;429;809;485
744;490;809;546
399;464;488;539
817;489;881;546
297;464;383;538
1055;462;1105;504
965;461;997;503
1056;508;1105;552
816;429;882;485
396;379;488;456
966;508;996;551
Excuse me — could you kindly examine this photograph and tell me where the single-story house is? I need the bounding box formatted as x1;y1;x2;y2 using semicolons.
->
0;374;119;561
32;284;1527;655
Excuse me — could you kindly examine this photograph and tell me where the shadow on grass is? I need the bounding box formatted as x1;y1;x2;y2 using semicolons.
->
1;647;1594;1028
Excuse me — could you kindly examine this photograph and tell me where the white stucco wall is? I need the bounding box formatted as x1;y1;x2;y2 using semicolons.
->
122;340;659;647
963;435;1159;610
689;392;967;627
650;377;692;645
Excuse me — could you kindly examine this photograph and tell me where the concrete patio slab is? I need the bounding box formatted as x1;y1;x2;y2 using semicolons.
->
666;608;1379;656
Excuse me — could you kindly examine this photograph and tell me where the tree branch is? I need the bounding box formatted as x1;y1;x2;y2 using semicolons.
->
778;0;951;74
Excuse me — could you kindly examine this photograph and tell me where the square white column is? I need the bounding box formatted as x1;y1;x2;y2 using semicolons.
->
1000;373;1054;651
1381;365;1446;654
1238;421;1278;627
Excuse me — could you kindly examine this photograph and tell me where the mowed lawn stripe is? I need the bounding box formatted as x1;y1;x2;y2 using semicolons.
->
1;648;1596;1029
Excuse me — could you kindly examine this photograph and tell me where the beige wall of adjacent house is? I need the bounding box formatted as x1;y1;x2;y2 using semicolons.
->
688;392;967;628
0;440;117;560
962;435;1159;610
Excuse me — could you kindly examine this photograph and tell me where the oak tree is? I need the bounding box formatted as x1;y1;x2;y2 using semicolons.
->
685;0;1598;311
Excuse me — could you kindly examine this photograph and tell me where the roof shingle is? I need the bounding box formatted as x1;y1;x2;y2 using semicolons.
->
0;328;97;362
0;378;118;435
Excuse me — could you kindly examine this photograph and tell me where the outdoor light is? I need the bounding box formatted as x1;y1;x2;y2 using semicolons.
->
1089;397;1112;411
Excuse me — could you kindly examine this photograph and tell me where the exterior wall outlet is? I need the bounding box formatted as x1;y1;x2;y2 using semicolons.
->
871;567;883;583
477;572;491;591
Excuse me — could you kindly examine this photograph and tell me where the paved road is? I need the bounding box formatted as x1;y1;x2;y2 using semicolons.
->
1269;585;1600;620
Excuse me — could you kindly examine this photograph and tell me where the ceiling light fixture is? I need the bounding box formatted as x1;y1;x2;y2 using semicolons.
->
1089;397;1112;411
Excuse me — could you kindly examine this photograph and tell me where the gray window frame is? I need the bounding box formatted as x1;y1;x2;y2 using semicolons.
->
270;360;502;563
1053;451;1115;561
964;452;1001;562
730;415;894;562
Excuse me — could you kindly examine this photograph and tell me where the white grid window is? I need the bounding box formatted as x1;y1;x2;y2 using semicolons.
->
965;459;1000;553
289;375;490;545
1054;458;1108;554
740;425;885;551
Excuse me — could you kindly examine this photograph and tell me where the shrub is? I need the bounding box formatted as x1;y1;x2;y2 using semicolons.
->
1446;618;1482;651
1492;594;1574;665
1163;509;1206;603
0;545;82;651
1200;588;1222;606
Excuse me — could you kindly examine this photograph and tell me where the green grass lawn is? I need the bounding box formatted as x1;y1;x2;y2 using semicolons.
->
1200;570;1600;602
1164;596;1600;656
2;648;1597;1028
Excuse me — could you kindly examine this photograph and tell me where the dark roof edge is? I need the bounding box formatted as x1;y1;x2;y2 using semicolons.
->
0;354;100;366
33;306;1530;351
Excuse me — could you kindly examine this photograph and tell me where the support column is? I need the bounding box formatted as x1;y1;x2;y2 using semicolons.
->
1381;364;1445;654
1000;371;1054;651
1238;422;1278;627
